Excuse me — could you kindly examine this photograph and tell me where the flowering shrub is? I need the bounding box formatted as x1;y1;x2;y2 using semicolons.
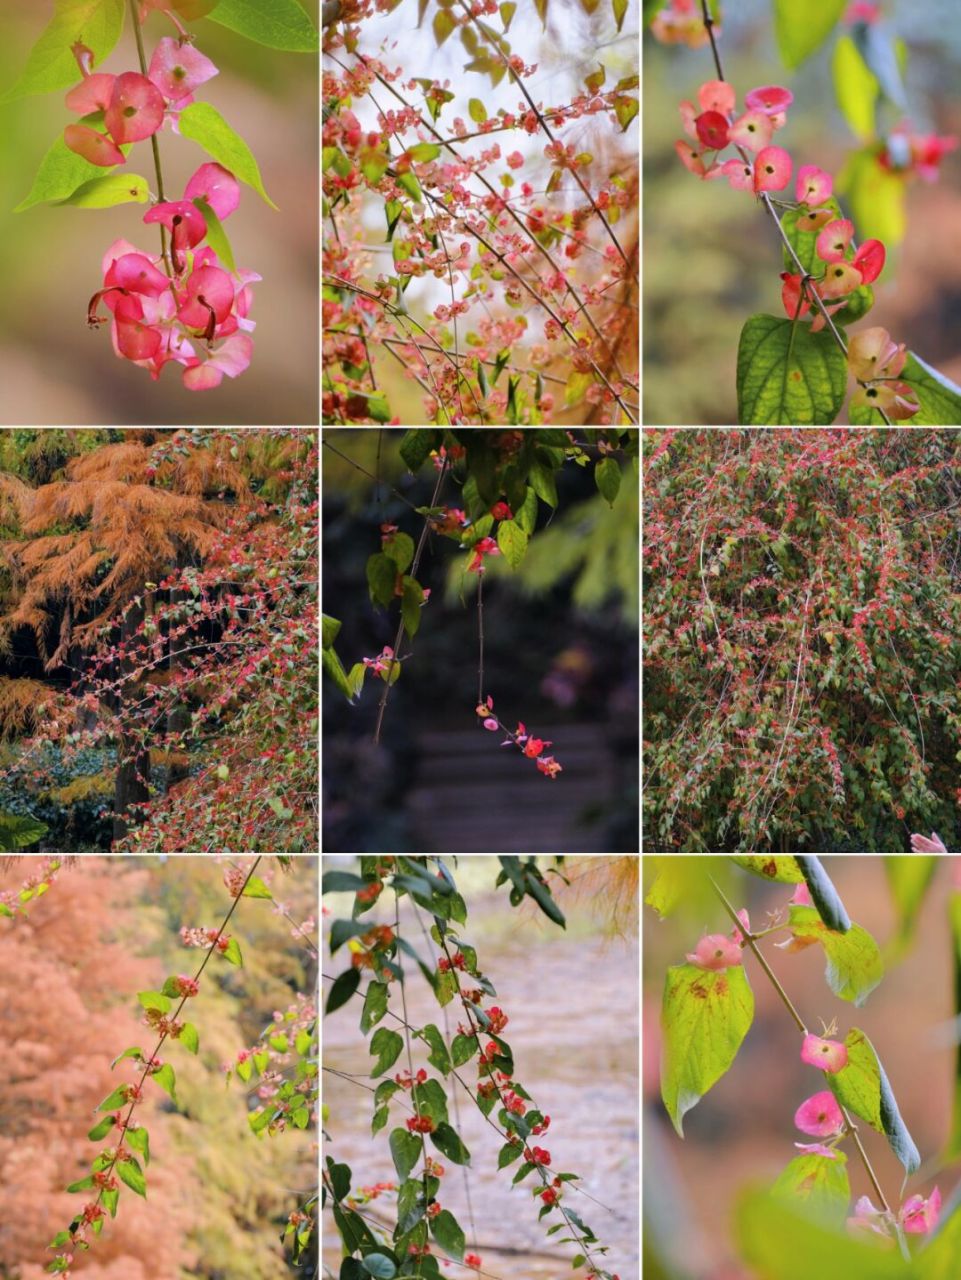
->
323;427;636;783
647;855;960;1273
324;855;625;1279
323;0;638;424
643;428;961;852
6;0;318;392
648;0;961;424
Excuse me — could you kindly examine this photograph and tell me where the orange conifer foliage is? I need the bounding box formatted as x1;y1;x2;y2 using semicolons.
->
0;858;200;1277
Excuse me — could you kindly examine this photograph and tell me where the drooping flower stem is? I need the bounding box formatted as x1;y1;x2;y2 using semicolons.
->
129;0;172;276
696;0;893;426
476;570;485;708
709;874;904;1251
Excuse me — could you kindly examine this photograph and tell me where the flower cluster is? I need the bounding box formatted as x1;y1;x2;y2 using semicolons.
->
675;80;793;192
475;696;564;780
394;1068;428;1089
180;925;232;953
650;0;714;47
438;951;467;973
170;974;200;998
406;1114;436;1133
65;29;258;391
846;327;920;420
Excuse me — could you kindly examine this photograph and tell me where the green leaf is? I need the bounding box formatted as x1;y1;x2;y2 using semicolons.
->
222;936;243;966
127;1125;150;1166
451;1033;478;1067
237;1057;253;1083
730;856;802;883
771;1151;850;1228
178;102;278;209
361;981;389;1034
66;1175;96;1193
430;1121;471;1165
780;197;843;274
389;1127;423;1179
736;1186;912;1280
117;1157;147;1198
614;96;639;131
612;0;628;31
2;0;125;103
885;856;937;954
326;968;360;1014
87;1115;116;1141
837;147;906;247
207;0;319;51
496;519;528;570
413;1077;449;1127
528;459;558;509
788;909;883;1006
436;969;458;1007
57;172;150;209
13;134;130;213
828;1027;919;1173
409;142;441;163
180;1022;200;1054
594;456;621;507
433;9;456;43
97;1085;130;1112
523;871;566;928
383;532;415;574
832;35;879;142
151;1064;177;1104
660;963;754;1136
399;429;440;471
418;1024;451;1075
111;1046;144;1069
361;1255;397;1280
849;352;961;426
369;1028;404;1076
946;891;961;1160
500;2;517;29
497;1140;522;1168
773;0;847;69
468;98;488;124
366;552;398;608
737;314;848;425
397;171;423;202
102;1186;119;1218
331;919;364;953
242;874;273;899
920;1200;961;1280
429;1208;465;1262
137;990;171;1013
795;856;852;933
192;195;236;273
512;1159;535;1184
323;870;368;893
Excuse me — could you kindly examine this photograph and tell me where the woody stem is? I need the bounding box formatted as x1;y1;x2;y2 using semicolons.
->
129;0;173;276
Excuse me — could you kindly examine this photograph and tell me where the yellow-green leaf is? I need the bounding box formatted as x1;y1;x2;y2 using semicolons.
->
178;101;278;209
468;98;488;124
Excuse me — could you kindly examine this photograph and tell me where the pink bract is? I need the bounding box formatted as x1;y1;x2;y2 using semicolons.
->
106;252;170;298
685;933;743;970
182;333;253;390
793;1142;838;1158
104;72;166;144
789;882;813;907
697;79;736;115
728;110;774;152
64;124;126;167
148;36;219;101
179;264;235;329
852;238;885;284
800;1034;848;1073
901;1186;940;1234
183;163;240;220
695;110;729;151
744;85;794;115
675;140;708;177
65;72;116;115
847;327;906;381
796;164;833;206
816;218;855;263
753;146;792;192
818;261;862;301
794;1090;844;1137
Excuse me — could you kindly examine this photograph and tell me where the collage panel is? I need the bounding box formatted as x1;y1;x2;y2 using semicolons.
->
322;853;639;1280
1;3;319;426
322;428;638;855
642;853;957;1279
643;2;961;426
0;851;319;1276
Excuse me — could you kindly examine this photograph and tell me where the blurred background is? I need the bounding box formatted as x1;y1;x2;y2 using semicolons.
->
0;853;317;1279
322;0;638;425
643;855;961;1279
643;0;961;425
0;5;318;425
322;429;639;854
322;853;639;1280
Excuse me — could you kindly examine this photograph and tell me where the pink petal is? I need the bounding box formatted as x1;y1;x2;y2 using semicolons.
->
744;85;794;115
104;72;165;144
685;933;743;970
789;882;813;907
794;1090;844;1137
695;110;729;150
793;1142;837;1158
64;124;125;167
800;1034;848;1073
148;36;219;101
753;145;793;193
816;218;855;263
852;238;885;284
184;162;240;220
795;164;833;206
697;79;736;115
728;110;773;152
65;72;116;115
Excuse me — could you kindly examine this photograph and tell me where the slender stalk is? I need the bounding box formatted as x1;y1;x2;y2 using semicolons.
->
709;875;905;1250
477;571;485;707
129;0;173;276
373;460;449;745
697;0;894;427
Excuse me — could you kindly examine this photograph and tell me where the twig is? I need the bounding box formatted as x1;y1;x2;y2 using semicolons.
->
129;0;172;277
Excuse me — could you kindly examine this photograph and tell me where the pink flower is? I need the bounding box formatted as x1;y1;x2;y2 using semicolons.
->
816;218;855;263
847;327;906;381
685;933;743;970
144;199;208;272
800;1034;848;1073
695;110;730;151
900;1186;940;1234
104;72;166;145
744;85;794;115
698;79;736;115
796;164;833;206
149;36;219;102
789;882;812;907
184;163;241;220
467;536;500;573
536;755;562;779
753;145;793;192
851;238;885;284
728;111;774;152
846;1194;891;1240
482;718;498;731
506;150;525;169
793;1142;838;1158
65;72;116;115
794;1091;844;1137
